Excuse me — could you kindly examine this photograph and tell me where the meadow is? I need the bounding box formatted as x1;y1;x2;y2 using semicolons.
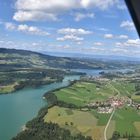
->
46;80;140;140
54;81;135;106
113;107;140;136
44;106;106;140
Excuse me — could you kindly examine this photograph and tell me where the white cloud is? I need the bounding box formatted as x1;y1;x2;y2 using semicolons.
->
74;12;94;22
0;40;4;43
104;34;113;39
120;20;135;31
13;0;117;21
15;0;78;12
57;28;91;43
116;0;127;10
93;42;103;46
5;22;16;30
62;45;70;49
5;22;49;36
57;35;84;41
118;35;128;39
58;28;92;35
116;39;140;47
125;39;140;47
117;4;127;10
77;41;82;45
112;48;129;53
80;0;117;9
32;42;39;47
90;47;105;52
13;11;58;22
97;28;109;31
116;42;123;46
17;24;49;36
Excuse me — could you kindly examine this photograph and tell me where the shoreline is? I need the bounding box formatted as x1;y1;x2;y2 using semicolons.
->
10;76;82;139
0;71;84;95
12;85;80;139
21;125;28;131
0;79;62;95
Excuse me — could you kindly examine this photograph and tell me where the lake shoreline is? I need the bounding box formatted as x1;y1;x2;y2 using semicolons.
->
0;80;58;95
0;75;81;140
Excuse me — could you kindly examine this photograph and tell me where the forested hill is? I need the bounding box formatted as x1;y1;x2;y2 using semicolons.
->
0;48;139;70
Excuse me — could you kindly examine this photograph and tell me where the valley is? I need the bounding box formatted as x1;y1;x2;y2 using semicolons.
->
0;48;140;140
13;67;140;140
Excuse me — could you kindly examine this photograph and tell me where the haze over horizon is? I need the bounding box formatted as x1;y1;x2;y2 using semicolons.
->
0;0;140;58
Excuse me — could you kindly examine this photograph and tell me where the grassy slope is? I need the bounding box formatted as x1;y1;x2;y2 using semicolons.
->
132;95;140;103
47;80;139;139
44;106;105;140
0;48;110;69
55;81;135;106
113;107;140;136
111;81;135;96
55;81;111;106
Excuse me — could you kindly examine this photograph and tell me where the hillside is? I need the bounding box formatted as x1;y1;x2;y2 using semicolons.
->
0;48;140;94
1;48;140;72
0;48;105;70
0;48;91;94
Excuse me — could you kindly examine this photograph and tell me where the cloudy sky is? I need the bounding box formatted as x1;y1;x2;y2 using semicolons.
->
0;0;140;57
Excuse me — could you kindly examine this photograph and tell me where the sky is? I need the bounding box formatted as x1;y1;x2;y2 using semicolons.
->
0;0;140;58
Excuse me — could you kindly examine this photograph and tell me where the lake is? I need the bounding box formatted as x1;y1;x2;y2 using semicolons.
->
0;75;80;140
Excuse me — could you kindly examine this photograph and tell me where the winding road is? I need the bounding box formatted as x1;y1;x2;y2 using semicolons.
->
104;107;116;140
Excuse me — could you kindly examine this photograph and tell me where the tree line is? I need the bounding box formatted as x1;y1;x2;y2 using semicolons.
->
12;106;92;140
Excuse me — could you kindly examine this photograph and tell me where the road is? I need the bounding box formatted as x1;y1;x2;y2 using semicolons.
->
104;107;115;140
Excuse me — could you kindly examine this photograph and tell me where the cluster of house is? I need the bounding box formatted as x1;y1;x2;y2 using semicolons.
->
131;102;140;110
126;98;140;110
88;96;140;114
97;97;126;114
87;97;128;114
87;101;113;114
98;107;113;114
107;97;126;108
81;76;110;82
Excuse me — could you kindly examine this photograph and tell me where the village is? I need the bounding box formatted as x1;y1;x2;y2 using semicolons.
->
87;96;140;114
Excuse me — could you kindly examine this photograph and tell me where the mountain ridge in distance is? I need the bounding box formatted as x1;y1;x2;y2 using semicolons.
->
0;48;139;70
42;51;140;62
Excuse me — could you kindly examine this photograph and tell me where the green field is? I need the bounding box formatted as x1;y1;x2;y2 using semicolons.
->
132;95;140;103
44;105;136;140
54;81;135;106
91;110;111;125
110;81;135;96
113;107;140;136
48;80;140;139
55;81;113;106
44;106;107;140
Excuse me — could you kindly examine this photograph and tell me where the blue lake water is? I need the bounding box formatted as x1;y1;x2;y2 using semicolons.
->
0;75;80;140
